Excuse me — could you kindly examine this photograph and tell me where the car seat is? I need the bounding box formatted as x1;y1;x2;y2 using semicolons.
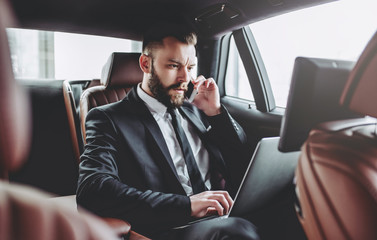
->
80;52;143;143
295;31;377;240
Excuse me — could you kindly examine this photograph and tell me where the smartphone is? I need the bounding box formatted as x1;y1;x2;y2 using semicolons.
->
185;80;198;102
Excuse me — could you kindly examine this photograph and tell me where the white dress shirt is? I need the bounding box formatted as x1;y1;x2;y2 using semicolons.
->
137;84;211;195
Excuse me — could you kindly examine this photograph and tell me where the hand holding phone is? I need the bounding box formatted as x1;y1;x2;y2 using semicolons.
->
186;75;221;116
185;80;198;102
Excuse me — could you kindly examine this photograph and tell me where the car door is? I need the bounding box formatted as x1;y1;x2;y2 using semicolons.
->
215;28;283;157
204;0;377;157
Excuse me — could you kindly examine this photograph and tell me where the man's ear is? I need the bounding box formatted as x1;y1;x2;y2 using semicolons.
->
139;54;151;73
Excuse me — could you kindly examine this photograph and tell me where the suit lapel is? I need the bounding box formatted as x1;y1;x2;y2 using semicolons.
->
127;89;181;182
141;114;180;179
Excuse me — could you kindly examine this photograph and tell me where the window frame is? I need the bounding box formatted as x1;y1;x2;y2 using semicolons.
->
215;33;231;97
217;27;276;113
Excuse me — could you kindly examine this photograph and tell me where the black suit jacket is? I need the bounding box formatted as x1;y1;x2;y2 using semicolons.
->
77;86;248;236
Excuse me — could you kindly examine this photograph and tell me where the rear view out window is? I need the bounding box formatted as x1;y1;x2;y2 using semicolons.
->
225;36;254;102
226;0;377;108
7;28;142;80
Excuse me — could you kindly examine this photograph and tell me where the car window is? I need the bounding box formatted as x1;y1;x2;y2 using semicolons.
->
6;28;142;80
225;36;254;101
226;0;377;108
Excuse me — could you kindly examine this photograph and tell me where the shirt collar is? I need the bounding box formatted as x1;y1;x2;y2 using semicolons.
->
137;83;168;116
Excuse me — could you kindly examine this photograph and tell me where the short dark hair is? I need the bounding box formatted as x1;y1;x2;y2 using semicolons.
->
142;23;197;56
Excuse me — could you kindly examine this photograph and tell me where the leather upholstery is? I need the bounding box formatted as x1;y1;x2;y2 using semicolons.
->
296;119;377;239
10;80;79;196
51;194;151;240
62;79;101;162
0;182;119;239
0;1;121;239
0;0;31;178
101;52;142;87
63;80;81;163
296;31;377;240
80;52;143;142
341;31;377;118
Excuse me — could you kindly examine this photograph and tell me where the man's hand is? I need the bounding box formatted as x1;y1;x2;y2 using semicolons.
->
189;191;234;218
191;76;221;116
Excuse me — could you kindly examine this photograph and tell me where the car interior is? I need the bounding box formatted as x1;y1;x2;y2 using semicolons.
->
0;1;131;239
296;30;377;239
80;52;143;144
279;57;361;152
1;0;377;239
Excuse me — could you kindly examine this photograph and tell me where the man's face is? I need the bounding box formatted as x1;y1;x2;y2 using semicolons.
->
147;36;196;107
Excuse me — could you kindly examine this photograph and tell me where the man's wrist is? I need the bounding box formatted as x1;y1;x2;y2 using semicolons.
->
207;105;228;124
204;106;222;116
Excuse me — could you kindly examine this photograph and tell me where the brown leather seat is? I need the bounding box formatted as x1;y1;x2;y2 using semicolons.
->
295;31;377;240
8;80;80;195
0;1;31;180
63;78;101;161
0;1;119;239
80;52;143;143
63;80;83;163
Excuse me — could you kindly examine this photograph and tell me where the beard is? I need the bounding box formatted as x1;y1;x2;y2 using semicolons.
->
148;64;187;108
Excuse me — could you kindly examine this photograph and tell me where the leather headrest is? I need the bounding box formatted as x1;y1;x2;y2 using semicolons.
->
0;0;31;177
100;52;143;88
341;31;377;118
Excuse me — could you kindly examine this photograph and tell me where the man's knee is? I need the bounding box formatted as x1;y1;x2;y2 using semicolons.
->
158;217;260;240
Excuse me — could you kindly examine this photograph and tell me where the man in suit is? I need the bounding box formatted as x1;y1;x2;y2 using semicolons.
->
77;24;259;239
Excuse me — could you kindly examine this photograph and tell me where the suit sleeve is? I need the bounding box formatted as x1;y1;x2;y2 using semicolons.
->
206;105;250;189
76;107;191;235
206;105;247;150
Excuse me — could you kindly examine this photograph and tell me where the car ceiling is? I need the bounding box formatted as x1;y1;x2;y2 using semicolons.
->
9;0;335;40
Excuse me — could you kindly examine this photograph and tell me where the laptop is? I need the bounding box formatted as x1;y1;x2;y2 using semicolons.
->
174;136;300;229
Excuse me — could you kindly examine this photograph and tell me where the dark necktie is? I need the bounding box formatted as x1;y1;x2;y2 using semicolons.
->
167;107;206;194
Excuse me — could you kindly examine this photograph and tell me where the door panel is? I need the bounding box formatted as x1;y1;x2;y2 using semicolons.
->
221;96;282;158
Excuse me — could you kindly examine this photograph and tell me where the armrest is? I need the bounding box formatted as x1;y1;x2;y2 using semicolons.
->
103;218;153;239
50;195;150;239
102;217;131;237
49;194;76;207
129;231;152;240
